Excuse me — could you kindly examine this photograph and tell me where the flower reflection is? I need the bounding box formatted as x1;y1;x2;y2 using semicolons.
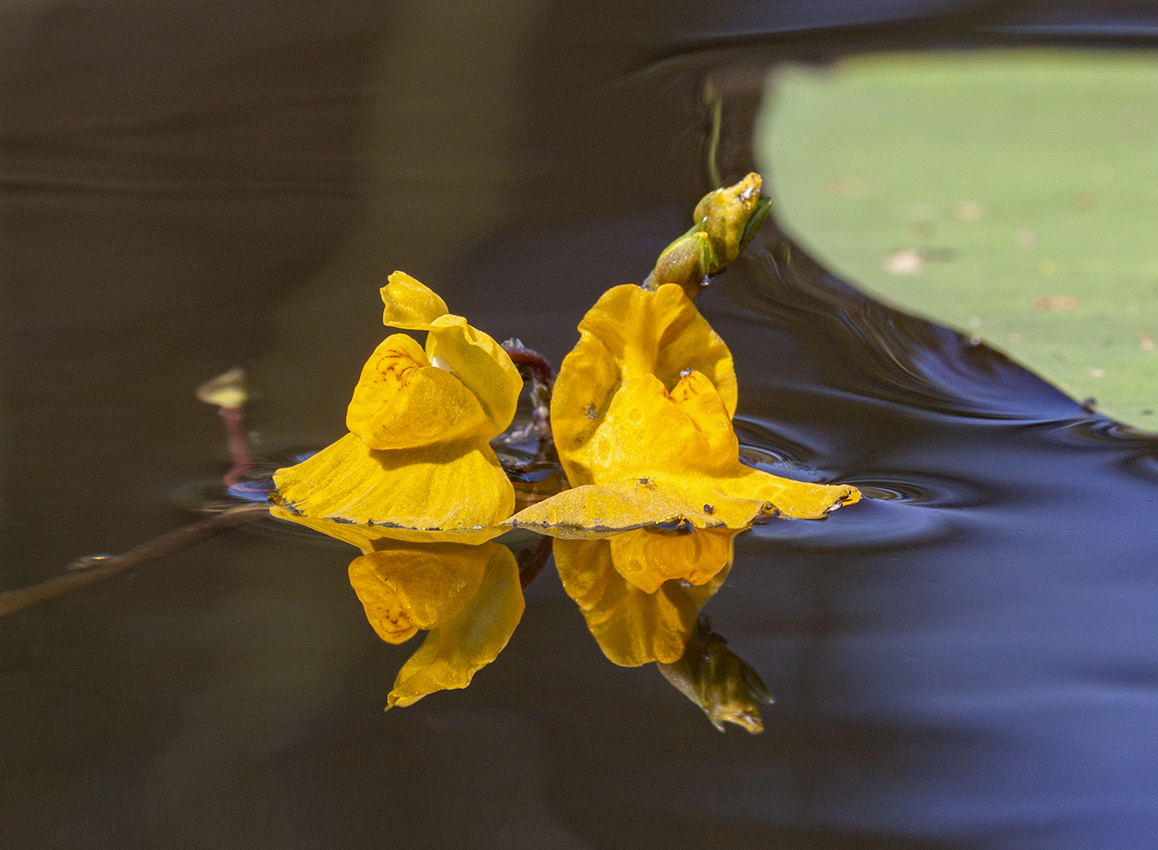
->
348;538;524;709
270;271;522;534
552;526;736;667
275;509;525;708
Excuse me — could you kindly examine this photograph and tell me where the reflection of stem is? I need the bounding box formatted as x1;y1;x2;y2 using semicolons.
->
0;505;265;618
517;536;553;589
220;406;256;486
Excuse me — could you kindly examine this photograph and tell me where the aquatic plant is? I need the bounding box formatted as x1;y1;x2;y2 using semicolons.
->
2;174;860;732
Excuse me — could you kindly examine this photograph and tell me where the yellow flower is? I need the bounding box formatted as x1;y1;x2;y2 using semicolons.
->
270;272;523;535
508;285;859;536
346;536;524;708
553;528;734;666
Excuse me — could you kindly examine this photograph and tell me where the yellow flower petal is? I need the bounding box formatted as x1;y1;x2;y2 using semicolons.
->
271;432;515;533
572;372;737;484
346;333;493;449
348;541;490;643
505;484;718;536
424;318;522;436
380;270;449;328
509;371;859;533
374;271;522;436
554;537;729;666
386;542;524;708
551;285;737;485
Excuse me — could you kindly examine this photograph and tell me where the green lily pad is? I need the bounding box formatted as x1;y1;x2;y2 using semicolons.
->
757;50;1158;427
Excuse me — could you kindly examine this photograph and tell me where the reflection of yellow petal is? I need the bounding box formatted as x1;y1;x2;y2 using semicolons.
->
346;333;492;449
380;270;449;328
608;527;735;594
271;433;515;532
554;537;729;666
387;543;524;708
348;542;489;643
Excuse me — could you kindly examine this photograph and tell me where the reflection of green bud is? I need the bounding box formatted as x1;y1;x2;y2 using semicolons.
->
656;617;774;734
644;173;772;298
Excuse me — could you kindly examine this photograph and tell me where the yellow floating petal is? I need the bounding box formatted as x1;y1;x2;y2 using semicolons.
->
268;507;505;551
348;541;490;643
271;432;515;534
380;270;449;329
506;484;714;536
346;333;492;449
509;371;859;533
386;542;524;708
554;537;729;666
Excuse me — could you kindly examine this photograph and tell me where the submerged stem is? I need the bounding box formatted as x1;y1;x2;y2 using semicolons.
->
0;505;265;618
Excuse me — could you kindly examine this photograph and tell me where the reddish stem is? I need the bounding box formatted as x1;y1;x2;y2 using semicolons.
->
220;406;255;486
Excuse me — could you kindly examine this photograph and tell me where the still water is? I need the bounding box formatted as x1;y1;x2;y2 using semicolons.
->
3;3;1157;848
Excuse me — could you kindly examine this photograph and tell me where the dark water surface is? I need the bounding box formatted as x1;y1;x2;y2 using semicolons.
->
4;3;1158;848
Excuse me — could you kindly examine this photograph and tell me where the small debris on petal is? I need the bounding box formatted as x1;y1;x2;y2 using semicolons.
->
1141;332;1155;351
